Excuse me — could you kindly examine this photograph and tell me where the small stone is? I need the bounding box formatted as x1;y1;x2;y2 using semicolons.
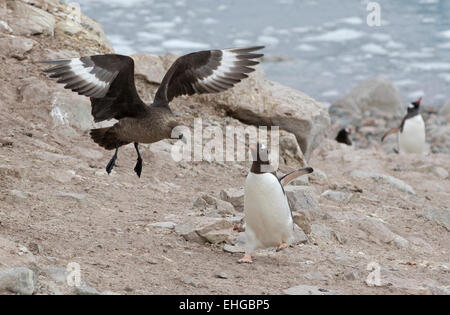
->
18;246;29;255
356;217;409;248
0;36;36;59
193;196;207;208
215;272;231;279
75;283;100;295
279;131;306;166
175;223;205;244
423;208;450;231
291;175;309;186
28;242;43;255
332;75;403;115
333;250;354;266
102;290;121;295
202;194;217;205
181;276;202;288
293;212;311;234
283;285;339;295
0;166;23;179
215;199;235;216
223;244;245;254
321;190;351;202
331;230;347;245
292;224;308;244
393;235;409;249
350;170;415;195
310;169;327;181
0;20;13;33
149;222;177;229
10;1;55;36
7;190;28;204
53;191;86;201
220;188;245;212
20;79;50;104
304;272;327;281
284;186;320;219
345;271;359;281
175;218;234;244
0;267;36;295
225;215;244;225
76;147;103;160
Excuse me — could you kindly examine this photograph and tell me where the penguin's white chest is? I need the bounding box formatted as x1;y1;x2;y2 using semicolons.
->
399;115;425;153
243;172;294;251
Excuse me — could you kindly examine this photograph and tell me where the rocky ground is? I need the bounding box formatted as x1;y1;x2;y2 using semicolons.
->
0;0;449;295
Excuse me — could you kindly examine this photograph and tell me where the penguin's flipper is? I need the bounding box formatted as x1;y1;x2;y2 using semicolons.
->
381;127;400;142
279;167;314;186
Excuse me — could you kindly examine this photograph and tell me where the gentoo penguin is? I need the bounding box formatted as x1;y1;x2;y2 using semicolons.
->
239;144;313;264
335;127;353;146
42;46;264;177
381;97;426;154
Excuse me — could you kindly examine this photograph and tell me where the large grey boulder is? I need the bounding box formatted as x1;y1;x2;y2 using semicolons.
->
131;54;167;84
134;56;330;160
194;68;330;160
279;130;306;167
333;75;403;115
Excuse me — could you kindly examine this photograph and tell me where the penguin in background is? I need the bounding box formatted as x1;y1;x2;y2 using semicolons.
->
381;97;426;154
335;127;353;146
239;143;313;264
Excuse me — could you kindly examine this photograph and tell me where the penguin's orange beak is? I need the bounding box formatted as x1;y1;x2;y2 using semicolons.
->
416;97;422;105
249;145;257;151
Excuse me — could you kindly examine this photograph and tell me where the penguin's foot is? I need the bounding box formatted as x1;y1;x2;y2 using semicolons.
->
238;253;253;264
276;242;288;252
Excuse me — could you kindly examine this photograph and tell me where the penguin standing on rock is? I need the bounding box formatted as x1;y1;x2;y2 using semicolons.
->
381;97;426;154
239;144;313;264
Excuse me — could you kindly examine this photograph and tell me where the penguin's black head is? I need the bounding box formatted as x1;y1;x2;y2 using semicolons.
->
335;127;353;146
408;97;422;113
249;143;271;173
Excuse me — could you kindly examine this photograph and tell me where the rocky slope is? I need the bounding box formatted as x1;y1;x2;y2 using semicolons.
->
0;0;448;295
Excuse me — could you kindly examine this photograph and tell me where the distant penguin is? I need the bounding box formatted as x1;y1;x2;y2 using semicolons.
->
381;97;426;153
335;127;353;146
239;143;313;264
